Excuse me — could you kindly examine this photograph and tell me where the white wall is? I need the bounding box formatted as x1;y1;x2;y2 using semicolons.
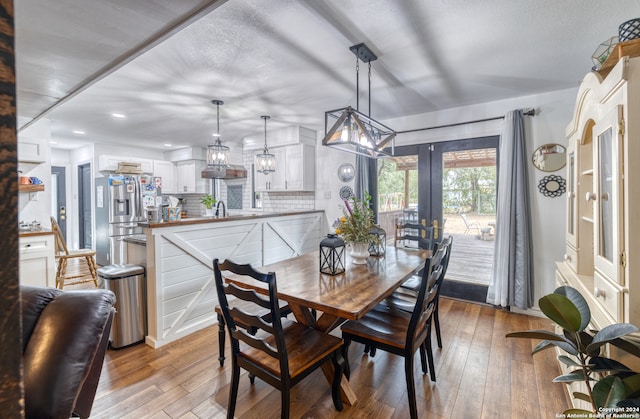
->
18;118;52;228
316;87;579;310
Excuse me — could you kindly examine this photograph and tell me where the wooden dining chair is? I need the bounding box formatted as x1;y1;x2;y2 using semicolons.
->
214;296;291;367
386;236;453;349
50;216;99;289
341;247;445;419
394;221;434;250
213;259;345;419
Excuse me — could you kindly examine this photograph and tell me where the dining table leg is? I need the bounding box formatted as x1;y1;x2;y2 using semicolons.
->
288;302;358;406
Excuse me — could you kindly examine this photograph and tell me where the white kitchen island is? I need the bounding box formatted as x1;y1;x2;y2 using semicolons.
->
139;210;326;348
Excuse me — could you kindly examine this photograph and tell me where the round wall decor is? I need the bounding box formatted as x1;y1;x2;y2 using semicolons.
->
538;175;566;198
339;185;354;200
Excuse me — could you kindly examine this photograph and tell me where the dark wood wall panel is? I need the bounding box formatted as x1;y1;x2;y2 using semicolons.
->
0;0;23;416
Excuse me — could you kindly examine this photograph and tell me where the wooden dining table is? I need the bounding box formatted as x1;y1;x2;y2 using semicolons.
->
223;246;429;405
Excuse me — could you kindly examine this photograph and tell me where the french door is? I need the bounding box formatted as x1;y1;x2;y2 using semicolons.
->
377;136;499;290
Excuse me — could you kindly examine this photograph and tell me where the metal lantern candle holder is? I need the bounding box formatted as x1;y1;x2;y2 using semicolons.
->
368;225;386;256
320;234;345;275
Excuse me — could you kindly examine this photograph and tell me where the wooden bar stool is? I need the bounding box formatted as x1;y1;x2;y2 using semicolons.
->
50;217;99;289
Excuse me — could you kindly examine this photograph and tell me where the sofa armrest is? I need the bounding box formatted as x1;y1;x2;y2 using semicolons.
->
22;287;116;419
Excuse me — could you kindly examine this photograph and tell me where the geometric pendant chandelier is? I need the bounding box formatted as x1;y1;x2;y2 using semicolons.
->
206;99;230;168
323;43;396;158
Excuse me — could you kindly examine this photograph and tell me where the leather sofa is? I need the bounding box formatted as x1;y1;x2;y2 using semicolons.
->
21;286;116;419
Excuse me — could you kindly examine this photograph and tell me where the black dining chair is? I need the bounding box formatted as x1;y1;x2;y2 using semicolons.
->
387;236;453;349
214;295;290;367
213;259;345;419
341;247;445;419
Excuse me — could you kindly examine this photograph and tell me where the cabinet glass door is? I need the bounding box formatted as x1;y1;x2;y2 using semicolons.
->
598;128;613;262
567;151;575;237
594;105;624;285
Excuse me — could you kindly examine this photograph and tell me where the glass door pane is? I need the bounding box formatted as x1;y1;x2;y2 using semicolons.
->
376;154;419;244
597;127;613;262
438;146;497;286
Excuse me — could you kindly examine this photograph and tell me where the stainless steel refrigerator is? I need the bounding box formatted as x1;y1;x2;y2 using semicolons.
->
95;175;162;265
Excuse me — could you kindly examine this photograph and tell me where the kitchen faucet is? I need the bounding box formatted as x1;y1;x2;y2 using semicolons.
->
215;200;226;217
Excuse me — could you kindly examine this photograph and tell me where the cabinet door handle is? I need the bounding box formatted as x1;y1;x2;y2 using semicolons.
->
563;254;571;262
25;244;31;248
285;180;288;190
585;192;597;201
594;287;606;298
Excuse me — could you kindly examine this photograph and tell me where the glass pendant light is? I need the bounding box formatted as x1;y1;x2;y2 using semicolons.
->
255;115;275;174
206;99;229;169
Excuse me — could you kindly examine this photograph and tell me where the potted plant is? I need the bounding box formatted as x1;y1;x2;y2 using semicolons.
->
506;285;640;415
200;194;216;216
334;193;375;264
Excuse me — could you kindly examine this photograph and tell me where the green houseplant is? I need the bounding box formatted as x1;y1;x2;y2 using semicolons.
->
506;286;640;415
200;194;216;216
200;194;216;209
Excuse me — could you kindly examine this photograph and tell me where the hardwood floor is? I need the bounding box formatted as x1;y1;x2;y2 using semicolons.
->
90;298;570;418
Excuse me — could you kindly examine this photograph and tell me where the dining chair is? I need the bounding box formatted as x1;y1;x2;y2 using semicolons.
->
386;236;453;349
341;247;445;419
213;259;345;419
50;216;99;289
394;221;434;250
214;296;291;367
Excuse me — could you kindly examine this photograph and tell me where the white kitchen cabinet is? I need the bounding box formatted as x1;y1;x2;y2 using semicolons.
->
153;160;177;194
18;137;48;163
176;160;209;193
19;233;56;287
253;144;315;192
254;169;273;192
98;155;153;173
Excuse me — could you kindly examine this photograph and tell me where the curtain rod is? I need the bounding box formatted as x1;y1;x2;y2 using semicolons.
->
395;108;535;135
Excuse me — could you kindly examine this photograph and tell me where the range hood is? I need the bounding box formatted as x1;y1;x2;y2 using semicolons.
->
201;164;247;179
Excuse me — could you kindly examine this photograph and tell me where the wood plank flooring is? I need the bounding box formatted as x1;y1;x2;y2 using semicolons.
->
90;298;571;418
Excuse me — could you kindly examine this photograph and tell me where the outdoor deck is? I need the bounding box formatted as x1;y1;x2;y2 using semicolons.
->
380;211;495;287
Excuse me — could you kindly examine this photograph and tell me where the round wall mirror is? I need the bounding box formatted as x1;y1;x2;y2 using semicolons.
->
337;163;355;182
532;143;566;172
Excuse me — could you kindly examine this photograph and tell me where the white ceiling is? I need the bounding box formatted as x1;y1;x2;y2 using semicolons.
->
15;0;640;150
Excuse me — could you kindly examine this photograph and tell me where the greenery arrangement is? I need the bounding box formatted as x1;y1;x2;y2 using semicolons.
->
506;285;640;415
200;194;216;209
334;194;375;244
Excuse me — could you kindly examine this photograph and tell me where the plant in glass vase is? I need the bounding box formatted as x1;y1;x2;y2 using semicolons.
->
334;194;375;264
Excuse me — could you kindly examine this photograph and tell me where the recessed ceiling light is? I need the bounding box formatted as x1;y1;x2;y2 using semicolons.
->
49;141;57;144
212;133;220;137
111;113;126;119
72;130;86;135
163;144;172;147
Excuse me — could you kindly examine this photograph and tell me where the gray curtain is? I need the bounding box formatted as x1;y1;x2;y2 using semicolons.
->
487;109;534;309
355;154;369;202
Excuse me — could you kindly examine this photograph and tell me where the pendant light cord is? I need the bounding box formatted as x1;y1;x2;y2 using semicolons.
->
368;61;372;117
355;56;360;111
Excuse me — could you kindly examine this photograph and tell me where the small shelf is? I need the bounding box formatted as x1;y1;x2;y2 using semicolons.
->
581;169;594;176
581;216;594;224
19;184;44;192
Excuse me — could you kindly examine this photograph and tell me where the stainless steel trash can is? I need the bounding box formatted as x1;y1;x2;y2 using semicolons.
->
99;264;146;348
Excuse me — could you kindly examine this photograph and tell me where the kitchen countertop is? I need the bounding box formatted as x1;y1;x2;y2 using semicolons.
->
138;210;323;228
19;228;55;238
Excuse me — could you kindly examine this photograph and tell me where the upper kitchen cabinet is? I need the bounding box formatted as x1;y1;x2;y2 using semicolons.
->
254;144;315;192
153;160;177;194
176;160;209;193
18;136;48;163
98;155;153;173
